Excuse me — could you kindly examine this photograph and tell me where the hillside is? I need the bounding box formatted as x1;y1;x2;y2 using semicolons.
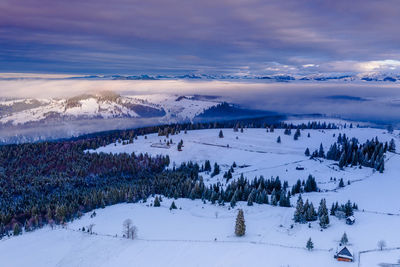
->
1;122;399;266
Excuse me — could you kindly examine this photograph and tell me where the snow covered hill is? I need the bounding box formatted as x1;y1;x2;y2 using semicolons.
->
0;92;222;126
2;123;399;267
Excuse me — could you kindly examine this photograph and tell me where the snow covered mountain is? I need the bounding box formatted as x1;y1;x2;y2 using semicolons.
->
0;92;221;126
51;73;400;82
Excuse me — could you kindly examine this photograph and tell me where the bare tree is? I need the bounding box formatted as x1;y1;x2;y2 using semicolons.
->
377;240;386;250
123;219;138;239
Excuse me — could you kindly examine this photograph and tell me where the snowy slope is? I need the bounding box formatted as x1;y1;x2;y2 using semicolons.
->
0;93;221;125
131;94;220;123
2;125;400;266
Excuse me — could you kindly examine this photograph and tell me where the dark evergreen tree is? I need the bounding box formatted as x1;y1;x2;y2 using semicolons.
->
389;139;396;152
13;223;21;236
341;232;348;245
154;196;161;207
318;199;329;228
211;163;220;177
306;238;314;251
305;148;310;157
318;143;325;158
204;160;212;172
219;130;224;138
338;178;345;188
277;136;281;143
294;195;305;223
170;201;177;210
304;175;317;192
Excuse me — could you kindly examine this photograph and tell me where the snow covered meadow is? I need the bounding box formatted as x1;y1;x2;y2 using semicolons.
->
1;122;400;266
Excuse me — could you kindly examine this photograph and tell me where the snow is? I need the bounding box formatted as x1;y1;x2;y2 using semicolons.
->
2;125;400;266
132;94;219;122
0;94;220;125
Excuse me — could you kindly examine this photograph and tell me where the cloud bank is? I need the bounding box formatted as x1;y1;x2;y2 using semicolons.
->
1;0;400;74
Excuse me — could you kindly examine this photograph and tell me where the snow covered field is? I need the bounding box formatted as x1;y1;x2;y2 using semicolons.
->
2;124;400;266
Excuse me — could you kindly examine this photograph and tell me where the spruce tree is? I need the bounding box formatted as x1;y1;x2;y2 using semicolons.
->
211;163;220;177
339;178;344;188
294;195;305;223
341;232;348;245
170;201;177;210
235;209;246;236
13;223;21;236
154;196;161;207
277;136;281;143
219;130;224;138
389;139;396;152
204;160;211;172
305;148;310;157
306;238;314;251
318;143;325;158
247;191;254;206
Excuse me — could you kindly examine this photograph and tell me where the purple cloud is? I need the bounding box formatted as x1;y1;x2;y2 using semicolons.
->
1;0;400;74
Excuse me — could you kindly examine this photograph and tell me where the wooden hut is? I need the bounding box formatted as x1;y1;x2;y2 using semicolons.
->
334;246;354;262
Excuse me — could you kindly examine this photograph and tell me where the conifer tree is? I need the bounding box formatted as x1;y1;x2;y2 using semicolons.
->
270;125;274;132
306;238;314;251
247;191;254;206
318;143;325;158
305;148;310;157
13;223;21;236
344;200;353;216
170;201;177;210
219;130;224;138
277;136;281;143
389;138;396;152
294;128;301;140
204;160;211;172
211;163;220;177
318;199;330;228
235;209;246;237
294;195;305;223
339;178;345;188
154;196;161;207
341;232;348;245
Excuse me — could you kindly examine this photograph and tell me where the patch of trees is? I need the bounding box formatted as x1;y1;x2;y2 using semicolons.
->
330;200;358;217
0;139;172;238
294;196;348;228
291;175;318;195
0;119;342;237
310;134;389;172
0;142;295;239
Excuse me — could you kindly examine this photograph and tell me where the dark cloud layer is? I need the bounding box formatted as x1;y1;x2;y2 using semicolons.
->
1;0;400;74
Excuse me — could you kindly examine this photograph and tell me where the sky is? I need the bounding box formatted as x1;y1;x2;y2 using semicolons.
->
2;0;400;75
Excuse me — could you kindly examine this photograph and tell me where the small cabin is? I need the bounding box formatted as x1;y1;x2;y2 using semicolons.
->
346;216;355;225
334;246;354;262
296;165;305;170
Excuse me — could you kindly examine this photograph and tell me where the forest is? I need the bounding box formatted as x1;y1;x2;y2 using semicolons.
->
0;119;369;238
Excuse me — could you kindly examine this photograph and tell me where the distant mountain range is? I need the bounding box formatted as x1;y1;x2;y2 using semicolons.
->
50;72;400;83
3;72;400;82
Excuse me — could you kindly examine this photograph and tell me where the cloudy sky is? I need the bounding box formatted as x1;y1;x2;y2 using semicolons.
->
1;0;400;75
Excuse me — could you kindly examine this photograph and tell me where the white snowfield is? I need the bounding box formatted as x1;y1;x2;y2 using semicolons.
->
131;94;220;123
2;125;400;267
0;94;220;125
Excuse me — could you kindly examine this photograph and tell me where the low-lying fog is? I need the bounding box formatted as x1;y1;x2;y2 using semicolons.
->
1;78;400;124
